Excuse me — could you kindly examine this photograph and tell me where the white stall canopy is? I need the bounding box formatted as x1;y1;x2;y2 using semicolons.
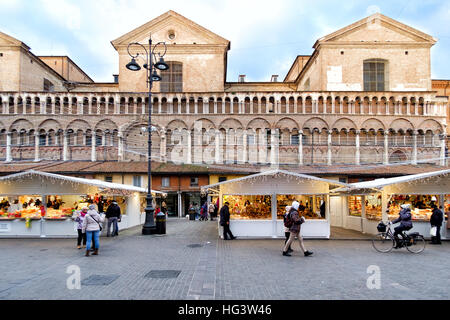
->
334;169;450;195
202;169;346;195
0;170;166;196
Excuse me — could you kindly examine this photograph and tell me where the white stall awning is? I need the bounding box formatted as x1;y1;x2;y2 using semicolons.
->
334;169;450;195
0;170;166;196
202;169;348;195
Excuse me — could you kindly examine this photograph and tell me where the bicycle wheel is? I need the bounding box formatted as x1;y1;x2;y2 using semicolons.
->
372;233;395;253
406;235;426;254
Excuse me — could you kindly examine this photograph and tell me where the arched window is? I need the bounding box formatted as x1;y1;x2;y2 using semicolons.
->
160;62;182;92
363;59;389;91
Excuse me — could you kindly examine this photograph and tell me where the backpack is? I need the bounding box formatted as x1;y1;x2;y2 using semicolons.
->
284;211;294;229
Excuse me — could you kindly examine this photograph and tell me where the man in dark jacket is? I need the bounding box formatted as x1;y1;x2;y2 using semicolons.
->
430;205;443;245
393;204;413;248
219;202;236;240
106;201;121;237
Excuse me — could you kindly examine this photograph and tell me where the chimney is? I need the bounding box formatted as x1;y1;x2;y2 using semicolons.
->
238;75;246;83
113;74;119;83
270;75;279;82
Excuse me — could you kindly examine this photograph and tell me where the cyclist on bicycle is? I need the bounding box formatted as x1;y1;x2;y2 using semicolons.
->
392;203;413;249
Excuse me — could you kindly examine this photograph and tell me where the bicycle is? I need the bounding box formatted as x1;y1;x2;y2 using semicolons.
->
372;221;426;254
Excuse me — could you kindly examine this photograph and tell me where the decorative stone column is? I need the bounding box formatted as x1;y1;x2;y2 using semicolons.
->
40;101;46;115
91;137;96;162
186;130;192;164
298;130;303;166
118;132;124;162
215;130;221;164
34;133;40;162
160;129;167;163
412;131;418;165
327;130;332;166
6;132;12;162
241;130;248;164
270;129;279;168
384;131;389;165
355;130;360;165
440;134;446;166
63;133;69;162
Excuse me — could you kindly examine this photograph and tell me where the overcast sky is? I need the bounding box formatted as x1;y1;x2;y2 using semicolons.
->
1;0;449;83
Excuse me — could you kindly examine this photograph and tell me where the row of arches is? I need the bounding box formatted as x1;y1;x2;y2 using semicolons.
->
0;94;446;116
1;116;443;136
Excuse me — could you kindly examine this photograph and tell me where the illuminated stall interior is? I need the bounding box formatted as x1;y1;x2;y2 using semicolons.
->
202;170;345;239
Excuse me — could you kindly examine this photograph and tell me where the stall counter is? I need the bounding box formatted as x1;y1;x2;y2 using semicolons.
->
218;219;330;239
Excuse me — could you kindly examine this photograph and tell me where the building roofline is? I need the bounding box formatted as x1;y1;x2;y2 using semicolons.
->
37;56;94;83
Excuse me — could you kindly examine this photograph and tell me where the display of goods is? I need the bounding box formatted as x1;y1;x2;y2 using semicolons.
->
46;208;69;220
20;209;41;220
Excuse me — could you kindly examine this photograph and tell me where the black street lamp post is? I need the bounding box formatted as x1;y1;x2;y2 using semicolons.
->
126;34;169;235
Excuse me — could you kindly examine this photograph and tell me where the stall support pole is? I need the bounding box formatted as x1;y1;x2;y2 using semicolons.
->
326;195;331;239
361;195;366;233
177;192;182;218
439;195;446;239
271;193;277;238
40;194;47;238
381;191;389;222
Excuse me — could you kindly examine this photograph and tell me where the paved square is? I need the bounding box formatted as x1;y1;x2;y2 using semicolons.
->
81;275;120;286
0;219;449;300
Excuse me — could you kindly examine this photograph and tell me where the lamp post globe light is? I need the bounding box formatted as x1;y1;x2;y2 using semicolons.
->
126;34;169;235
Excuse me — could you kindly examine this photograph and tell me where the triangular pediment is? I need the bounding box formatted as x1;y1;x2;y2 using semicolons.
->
316;13;437;47
0;31;29;49
111;10;229;49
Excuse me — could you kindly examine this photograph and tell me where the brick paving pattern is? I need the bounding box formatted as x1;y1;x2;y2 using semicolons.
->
0;219;449;300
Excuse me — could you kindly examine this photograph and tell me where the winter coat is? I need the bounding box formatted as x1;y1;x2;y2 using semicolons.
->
105;203;121;219
393;208;413;229
82;210;105;233
288;208;305;234
430;207;444;227
73;211;86;230
219;205;230;226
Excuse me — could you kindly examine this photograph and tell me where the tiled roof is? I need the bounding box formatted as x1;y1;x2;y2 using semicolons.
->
0;161;447;177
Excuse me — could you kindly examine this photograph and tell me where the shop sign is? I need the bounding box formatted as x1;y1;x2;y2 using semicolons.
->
0;223;11;233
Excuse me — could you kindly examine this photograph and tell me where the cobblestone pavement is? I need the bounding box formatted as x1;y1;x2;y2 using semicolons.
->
0;219;449;300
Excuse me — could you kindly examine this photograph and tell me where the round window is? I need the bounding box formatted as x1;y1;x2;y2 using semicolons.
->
168;30;176;40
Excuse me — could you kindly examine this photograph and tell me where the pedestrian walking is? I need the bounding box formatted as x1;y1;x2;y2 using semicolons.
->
430;204;443;245
220;202;236;240
214;198;219;220
73;207;88;249
283;206;293;254
82;204;105;257
283;201;313;257
105;201;121;237
208;202;216;221
194;203;200;220
200;202;208;221
97;196;105;214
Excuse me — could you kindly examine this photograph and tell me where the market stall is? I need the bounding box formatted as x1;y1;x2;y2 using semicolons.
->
0;170;165;238
201;170;346;239
334;169;450;238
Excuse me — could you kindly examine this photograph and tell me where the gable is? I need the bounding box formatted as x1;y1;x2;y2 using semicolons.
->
331;20;424;43
0;31;28;48
111;11;229;49
316;13;436;47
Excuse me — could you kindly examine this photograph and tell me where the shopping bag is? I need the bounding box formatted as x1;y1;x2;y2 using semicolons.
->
430;226;437;237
